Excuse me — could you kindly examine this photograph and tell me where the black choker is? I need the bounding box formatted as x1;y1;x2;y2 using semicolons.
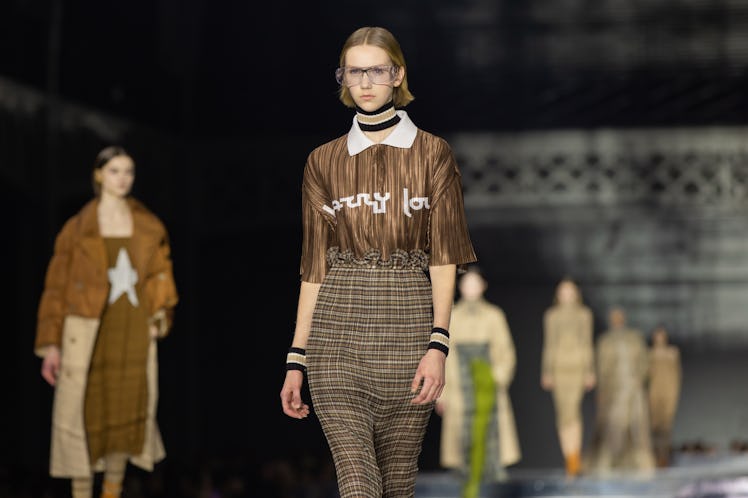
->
356;102;401;132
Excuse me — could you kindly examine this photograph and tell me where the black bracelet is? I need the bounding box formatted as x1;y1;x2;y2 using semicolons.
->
286;347;307;372
428;327;450;356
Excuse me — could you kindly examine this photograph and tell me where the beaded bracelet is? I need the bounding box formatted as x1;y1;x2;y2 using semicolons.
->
428;327;450;356
286;347;307;372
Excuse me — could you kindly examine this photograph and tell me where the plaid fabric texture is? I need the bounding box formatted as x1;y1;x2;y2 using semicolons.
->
85;239;149;464
307;261;434;498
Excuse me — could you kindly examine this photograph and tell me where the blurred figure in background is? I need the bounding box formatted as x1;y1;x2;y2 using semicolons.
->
541;278;596;477
436;265;520;498
647;325;682;468
586;307;654;475
35;146;178;498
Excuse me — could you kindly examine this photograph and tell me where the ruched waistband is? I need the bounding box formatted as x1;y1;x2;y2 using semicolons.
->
326;247;429;270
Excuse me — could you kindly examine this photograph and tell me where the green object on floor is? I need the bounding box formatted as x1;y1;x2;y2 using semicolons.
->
462;358;496;498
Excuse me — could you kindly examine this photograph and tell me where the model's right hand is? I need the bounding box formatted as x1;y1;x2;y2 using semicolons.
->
434;400;446;417
541;374;553;391
280;370;310;419
41;346;61;386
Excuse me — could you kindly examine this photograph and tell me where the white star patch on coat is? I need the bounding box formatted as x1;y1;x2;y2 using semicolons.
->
108;247;140;306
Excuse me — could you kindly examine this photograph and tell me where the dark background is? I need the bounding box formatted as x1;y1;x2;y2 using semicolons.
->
2;1;748;497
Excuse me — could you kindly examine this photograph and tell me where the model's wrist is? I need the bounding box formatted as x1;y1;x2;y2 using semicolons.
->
427;327;449;356
286;347;307;372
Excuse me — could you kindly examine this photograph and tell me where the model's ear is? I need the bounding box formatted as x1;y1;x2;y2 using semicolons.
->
394;66;405;87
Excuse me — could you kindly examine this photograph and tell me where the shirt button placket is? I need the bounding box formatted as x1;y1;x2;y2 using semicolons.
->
375;145;385;192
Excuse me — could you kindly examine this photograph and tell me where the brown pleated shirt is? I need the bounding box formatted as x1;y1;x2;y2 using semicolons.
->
300;112;477;283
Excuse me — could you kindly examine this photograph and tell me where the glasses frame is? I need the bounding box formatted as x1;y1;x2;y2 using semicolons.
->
335;65;399;87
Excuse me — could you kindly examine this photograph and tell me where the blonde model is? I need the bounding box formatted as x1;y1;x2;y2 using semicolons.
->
278;26;476;498
541;278;595;476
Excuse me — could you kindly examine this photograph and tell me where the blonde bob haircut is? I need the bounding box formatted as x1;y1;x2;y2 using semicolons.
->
338;26;415;109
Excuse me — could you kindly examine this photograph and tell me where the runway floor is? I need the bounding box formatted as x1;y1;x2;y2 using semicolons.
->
415;453;748;498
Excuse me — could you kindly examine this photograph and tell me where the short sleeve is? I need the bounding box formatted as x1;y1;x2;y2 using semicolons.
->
299;154;335;283
428;140;477;268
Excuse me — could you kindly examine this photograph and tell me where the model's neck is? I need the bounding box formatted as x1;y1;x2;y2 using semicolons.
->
98;194;129;210
356;101;400;132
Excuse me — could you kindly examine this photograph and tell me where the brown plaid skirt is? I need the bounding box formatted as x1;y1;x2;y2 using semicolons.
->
85;238;149;464
306;248;434;498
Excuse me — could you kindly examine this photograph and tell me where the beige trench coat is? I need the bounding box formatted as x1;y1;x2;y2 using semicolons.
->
50;315;165;477
439;298;521;469
648;344;682;431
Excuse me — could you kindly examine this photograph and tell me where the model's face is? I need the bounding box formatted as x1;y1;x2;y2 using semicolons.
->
96;155;134;198
653;328;668;346
343;44;403;112
459;272;486;301
609;309;626;328
557;282;578;305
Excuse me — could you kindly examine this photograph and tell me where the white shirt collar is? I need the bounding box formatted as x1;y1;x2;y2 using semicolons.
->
346;110;418;156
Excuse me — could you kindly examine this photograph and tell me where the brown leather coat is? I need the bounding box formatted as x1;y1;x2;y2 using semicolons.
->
35;197;178;354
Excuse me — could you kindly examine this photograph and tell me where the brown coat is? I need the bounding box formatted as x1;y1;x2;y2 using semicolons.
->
35;197;178;354
35;197;178;477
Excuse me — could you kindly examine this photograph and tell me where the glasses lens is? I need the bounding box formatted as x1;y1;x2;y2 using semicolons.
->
345;67;364;86
367;66;395;84
335;66;396;87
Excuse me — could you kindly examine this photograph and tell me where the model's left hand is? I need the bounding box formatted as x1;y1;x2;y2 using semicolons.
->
41;346;61;386
584;373;597;391
410;349;446;405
